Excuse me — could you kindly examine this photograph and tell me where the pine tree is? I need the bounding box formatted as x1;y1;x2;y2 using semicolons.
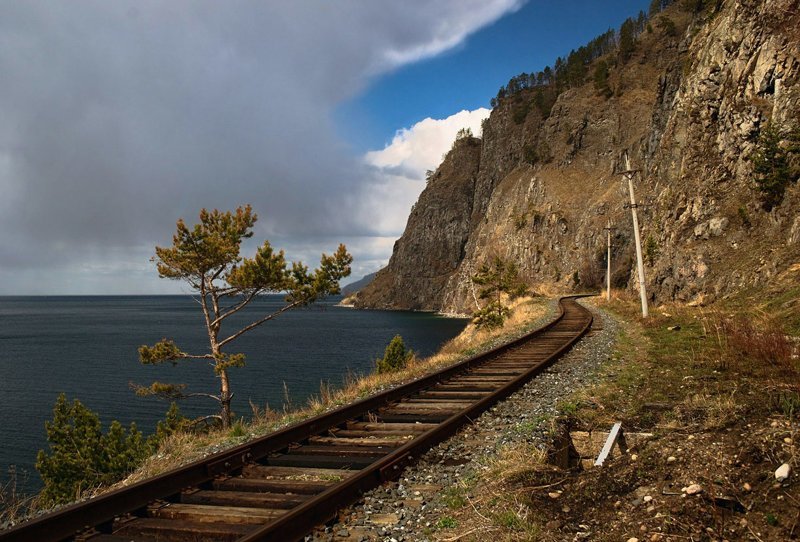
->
649;0;663;15
36;395;150;505
472;256;528;329
593;60;612;98
750;123;800;210
618;18;636;62
136;206;352;428
375;335;413;374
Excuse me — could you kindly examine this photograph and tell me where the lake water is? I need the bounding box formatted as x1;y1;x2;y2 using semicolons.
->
0;295;468;493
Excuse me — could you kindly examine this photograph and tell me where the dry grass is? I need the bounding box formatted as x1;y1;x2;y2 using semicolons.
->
482;444;551;487
436;443;558;541
677;389;742;430
712;312;797;378
113;296;550;488
0;469;39;526
121;429;227;486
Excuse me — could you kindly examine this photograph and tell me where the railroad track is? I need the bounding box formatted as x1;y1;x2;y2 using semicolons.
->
1;296;593;542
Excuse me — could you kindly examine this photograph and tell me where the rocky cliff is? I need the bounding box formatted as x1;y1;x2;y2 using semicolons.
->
356;0;800;315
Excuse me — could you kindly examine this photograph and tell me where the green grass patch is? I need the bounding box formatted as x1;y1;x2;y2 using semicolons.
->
442;486;467;509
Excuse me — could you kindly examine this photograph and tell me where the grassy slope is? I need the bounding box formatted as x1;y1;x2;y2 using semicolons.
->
438;283;800;541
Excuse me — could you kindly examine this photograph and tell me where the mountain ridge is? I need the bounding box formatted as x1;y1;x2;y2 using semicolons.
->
356;0;800;314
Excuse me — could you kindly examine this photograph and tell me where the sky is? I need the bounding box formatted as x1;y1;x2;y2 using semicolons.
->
0;0;649;294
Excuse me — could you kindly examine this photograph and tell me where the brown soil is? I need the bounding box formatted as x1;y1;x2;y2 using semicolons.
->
440;293;800;541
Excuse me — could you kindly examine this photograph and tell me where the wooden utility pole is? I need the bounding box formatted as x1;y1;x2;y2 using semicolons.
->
622;153;649;318
603;219;616;301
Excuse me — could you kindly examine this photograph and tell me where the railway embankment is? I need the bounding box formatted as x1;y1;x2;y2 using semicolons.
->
309;298;618;541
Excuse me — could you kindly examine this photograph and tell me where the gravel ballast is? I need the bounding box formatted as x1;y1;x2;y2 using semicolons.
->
308;299;619;542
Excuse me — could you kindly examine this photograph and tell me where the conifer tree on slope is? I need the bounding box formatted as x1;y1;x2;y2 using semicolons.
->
136;205;352;428
471;256;528;329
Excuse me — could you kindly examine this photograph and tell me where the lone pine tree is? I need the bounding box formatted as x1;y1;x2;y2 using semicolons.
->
136;205;352;428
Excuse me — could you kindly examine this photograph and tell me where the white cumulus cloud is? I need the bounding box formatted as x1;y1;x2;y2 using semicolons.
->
360;108;491;237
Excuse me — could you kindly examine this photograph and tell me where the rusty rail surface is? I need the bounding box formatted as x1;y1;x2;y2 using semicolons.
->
0;296;594;542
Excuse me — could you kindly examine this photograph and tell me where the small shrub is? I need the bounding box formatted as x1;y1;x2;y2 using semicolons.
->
151;402;190;445
522;144;539;165
229;420;247;438
578;256;604;289
719;316;794;374
512;101;532;124
495;509;526;530
558;400;579;416
455;127;473;140
656;16;677;36
644;235;660;266
375;335;413;374
442;487;467;509
513;212;528;230
611;252;635;288
436;516;457;529
749;122;800;210
36;394;151;505
774;390;800;417
473;301;512;330
737;205;751;228
539;141;553;163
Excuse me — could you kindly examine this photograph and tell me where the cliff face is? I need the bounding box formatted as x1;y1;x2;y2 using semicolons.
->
354;137;481;310
357;0;800;314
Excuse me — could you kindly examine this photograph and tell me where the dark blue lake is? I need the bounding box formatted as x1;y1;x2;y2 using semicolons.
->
0;295;468;493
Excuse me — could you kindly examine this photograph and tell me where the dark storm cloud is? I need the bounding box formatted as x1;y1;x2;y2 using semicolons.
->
0;1;521;292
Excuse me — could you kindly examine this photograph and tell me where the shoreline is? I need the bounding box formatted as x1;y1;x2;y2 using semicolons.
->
336;299;471;319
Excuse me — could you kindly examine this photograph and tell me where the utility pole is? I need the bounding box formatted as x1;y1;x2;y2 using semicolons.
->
622;152;649;318
603;219;616;301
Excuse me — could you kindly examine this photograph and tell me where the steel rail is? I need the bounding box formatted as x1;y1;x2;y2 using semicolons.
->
0;295;593;542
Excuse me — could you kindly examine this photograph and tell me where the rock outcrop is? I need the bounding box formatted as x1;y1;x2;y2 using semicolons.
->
357;136;480;310
357;0;800;314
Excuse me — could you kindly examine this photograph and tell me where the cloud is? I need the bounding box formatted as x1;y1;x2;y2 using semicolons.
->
0;1;517;293
360;108;491;235
366;109;491;179
375;1;524;69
